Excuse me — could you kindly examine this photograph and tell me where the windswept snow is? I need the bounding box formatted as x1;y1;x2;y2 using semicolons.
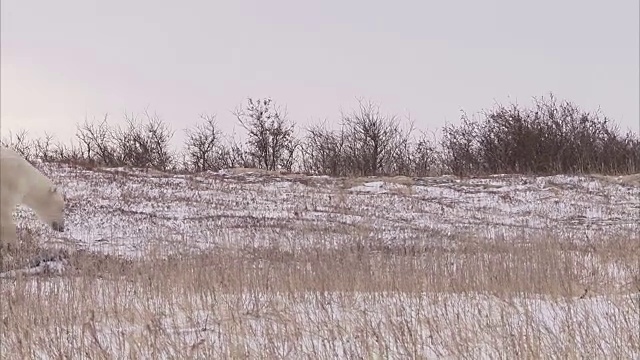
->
14;163;636;258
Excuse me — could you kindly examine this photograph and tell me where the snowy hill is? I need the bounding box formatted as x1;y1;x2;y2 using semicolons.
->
1;163;638;358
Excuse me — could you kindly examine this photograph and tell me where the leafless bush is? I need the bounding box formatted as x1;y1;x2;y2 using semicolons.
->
440;114;482;176
49;141;88;165
75;115;119;166
300;120;346;176
234;98;298;172
114;111;175;171
441;93;640;176
410;131;441;176
31;133;57;163
301;102;439;177
3;92;637;177
183;114;243;172
330;100;421;176
1;130;89;166
383;118;440;176
227;140;258;169
74;111;175;170
1;129;36;161
340;100;404;176
184;114;220;172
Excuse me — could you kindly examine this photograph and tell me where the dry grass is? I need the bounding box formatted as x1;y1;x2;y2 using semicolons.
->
1;229;638;359
1;163;639;358
590;173;640;187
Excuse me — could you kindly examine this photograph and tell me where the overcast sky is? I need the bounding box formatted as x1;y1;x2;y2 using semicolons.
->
1;0;638;148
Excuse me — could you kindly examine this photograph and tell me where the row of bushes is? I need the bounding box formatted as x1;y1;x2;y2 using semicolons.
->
3;93;639;177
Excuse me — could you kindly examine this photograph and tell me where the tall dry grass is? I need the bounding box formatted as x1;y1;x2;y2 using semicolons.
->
1;228;638;359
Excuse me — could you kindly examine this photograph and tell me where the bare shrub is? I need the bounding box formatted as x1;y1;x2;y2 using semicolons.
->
183;114;241;172
31;133;57;163
441;93;640;176
301;102;438;177
300;120;345;176
1;130;90;166
340;100;416;176
410;131;440;177
74;111;175;170
184;114;220;172
114;111;175;171
227;140;258;169
440;113;482;176
233;98;298;172
340;100;399;176
1;129;35;161
384;118;443;177
75;115;119;166
49;141;88;165
3;92;637;178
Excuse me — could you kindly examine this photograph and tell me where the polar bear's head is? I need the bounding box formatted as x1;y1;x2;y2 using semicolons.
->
35;185;66;232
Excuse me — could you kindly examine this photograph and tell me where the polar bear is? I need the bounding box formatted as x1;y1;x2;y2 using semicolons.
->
1;146;65;250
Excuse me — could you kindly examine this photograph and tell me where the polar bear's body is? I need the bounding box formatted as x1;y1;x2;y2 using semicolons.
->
1;146;65;249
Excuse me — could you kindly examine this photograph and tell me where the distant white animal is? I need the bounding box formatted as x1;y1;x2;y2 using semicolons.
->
0;146;65;250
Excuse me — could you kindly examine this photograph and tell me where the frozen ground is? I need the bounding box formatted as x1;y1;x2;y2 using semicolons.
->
1;163;639;358
13;163;639;258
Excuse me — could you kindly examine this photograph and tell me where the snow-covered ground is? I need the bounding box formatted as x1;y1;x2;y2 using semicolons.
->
13;163;639;257
1;163;638;358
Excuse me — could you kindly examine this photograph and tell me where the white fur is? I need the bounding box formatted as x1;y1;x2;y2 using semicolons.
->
1;146;65;248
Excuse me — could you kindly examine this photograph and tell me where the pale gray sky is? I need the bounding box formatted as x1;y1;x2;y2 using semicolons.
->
1;0;638;148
